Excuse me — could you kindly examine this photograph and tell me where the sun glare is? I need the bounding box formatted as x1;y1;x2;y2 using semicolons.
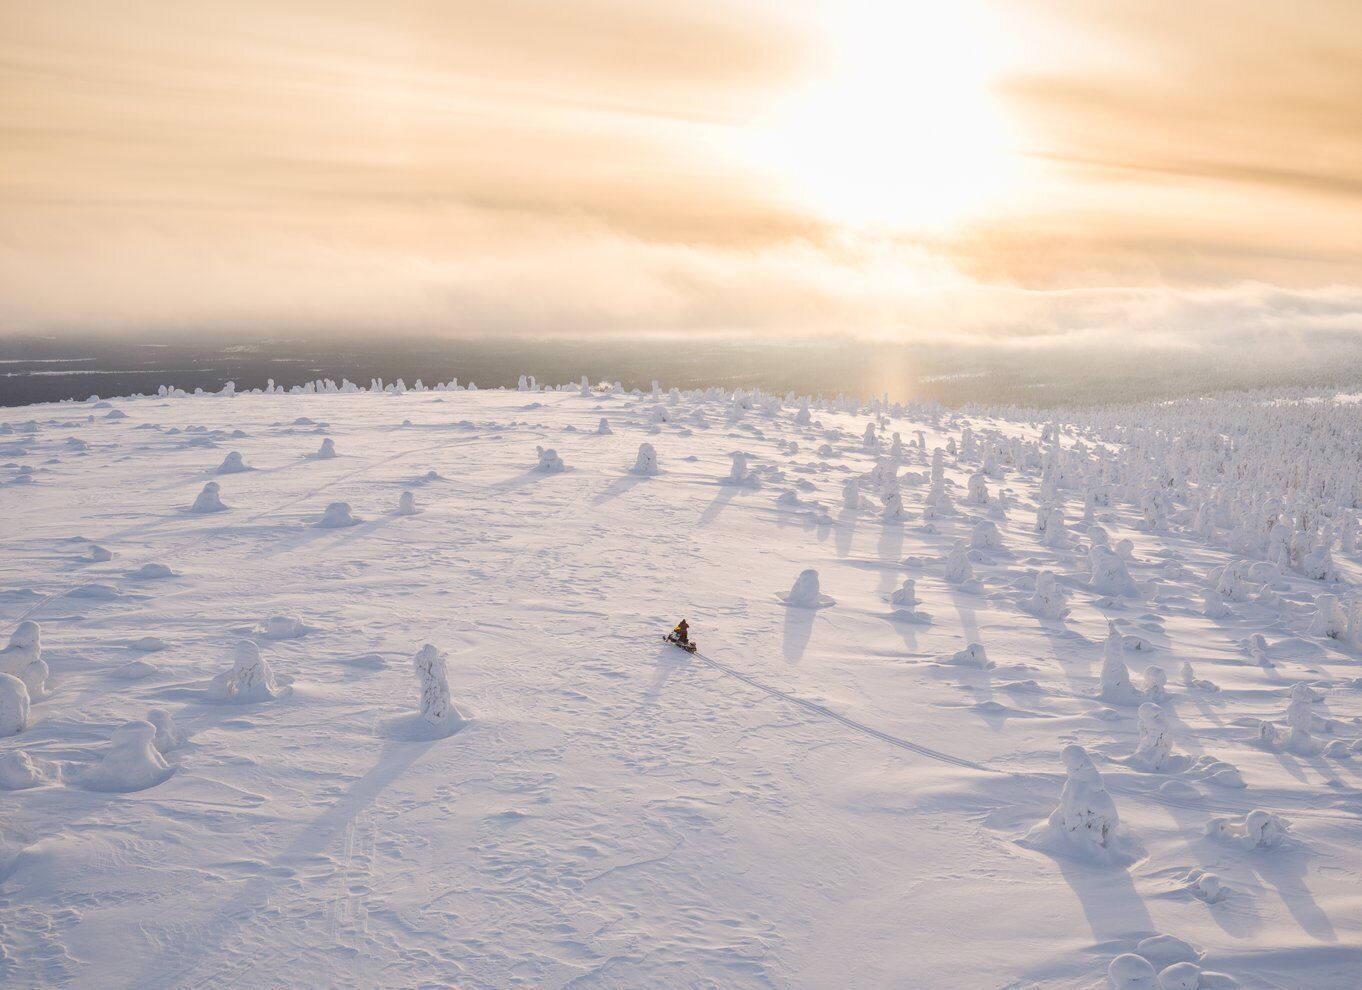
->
749;1;1016;232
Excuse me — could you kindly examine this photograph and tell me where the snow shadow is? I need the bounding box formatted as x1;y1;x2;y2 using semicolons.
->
136;735;444;986
698;487;738;527
593;473;646;506
781;606;816;664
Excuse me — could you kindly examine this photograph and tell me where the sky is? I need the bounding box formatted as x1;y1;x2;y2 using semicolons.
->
1;0;1360;347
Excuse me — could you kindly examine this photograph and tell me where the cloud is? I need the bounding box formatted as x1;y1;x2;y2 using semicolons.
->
1;0;1360;345
3;204;1359;349
990;0;1362;284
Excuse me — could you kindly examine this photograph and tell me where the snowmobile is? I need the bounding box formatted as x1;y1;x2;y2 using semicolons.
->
664;632;698;654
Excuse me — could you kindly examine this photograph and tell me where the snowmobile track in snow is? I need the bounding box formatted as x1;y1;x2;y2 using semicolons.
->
687;648;1360;823
689;649;993;774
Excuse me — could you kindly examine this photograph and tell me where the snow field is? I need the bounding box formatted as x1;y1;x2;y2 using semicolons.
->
0;381;1360;987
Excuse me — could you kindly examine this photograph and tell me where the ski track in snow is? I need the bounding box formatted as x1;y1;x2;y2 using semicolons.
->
1;383;1361;988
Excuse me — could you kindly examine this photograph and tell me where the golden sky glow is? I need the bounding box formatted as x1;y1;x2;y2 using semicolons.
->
2;0;1360;344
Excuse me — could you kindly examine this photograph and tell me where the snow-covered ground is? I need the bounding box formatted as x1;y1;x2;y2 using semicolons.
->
2;380;1361;988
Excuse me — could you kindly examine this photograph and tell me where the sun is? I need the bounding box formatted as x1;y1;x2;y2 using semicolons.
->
748;1;1017;233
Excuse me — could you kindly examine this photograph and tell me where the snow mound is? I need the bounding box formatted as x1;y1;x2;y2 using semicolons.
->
1107;953;1157;989
129;562;175;579
77;720;174;792
263;614;308;639
147;709;185;752
316;501;360;528
190;481;228;513
0;750;43;789
1208;809;1288;850
0;621;47;697
779;569;835;608
113;659;159;680
939;643;993;669
890;578;920;608
1184;868;1228;904
217;451;250;473
0;673;30;736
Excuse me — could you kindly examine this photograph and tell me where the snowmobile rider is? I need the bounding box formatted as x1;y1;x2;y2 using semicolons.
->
672;619;690;644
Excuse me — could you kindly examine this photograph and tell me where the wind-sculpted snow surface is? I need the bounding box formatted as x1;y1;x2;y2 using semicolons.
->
0;381;1360;987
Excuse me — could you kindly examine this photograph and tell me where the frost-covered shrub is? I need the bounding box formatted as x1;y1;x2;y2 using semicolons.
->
631;443;659;476
1215;560;1255;601
1203;588;1230;619
842;477;861;510
882;489;907;521
1099;624;1141;705
966;471;988;505
1308;594;1347;638
209;641;286;703
943;541;974;584
413;643;464;730
1024;570;1068;618
1089;546;1137;596
1131;703;1174;770
535;446;566;473
1141;665;1168;702
971;520;1003;550
1029;744;1139;861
